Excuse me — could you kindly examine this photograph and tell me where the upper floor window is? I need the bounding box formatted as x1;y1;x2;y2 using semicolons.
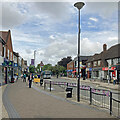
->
98;60;101;66
8;49;9;59
2;46;6;57
107;59;112;66
93;61;97;67
87;63;91;67
10;52;12;60
113;58;118;65
118;58;120;63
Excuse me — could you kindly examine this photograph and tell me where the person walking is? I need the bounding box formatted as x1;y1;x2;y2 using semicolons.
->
23;73;26;82
28;73;33;88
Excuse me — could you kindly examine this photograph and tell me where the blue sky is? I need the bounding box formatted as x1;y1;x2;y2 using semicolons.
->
1;1;118;66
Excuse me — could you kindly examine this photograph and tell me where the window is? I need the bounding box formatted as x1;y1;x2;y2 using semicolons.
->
113;58;118;65
107;59;112;66
87;63;90;67
8;49;9;59
94;61;97;67
118;58;120;63
98;60;101;66
4;47;6;57
2;46;6;57
10;52;12;60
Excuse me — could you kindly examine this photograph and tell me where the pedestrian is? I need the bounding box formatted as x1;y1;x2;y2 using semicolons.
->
40;73;43;86
23;73;26;82
28;73;33;88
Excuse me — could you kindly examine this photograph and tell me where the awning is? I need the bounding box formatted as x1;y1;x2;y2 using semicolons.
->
72;71;77;73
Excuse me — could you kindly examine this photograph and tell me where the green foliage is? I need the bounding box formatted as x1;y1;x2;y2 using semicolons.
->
42;64;52;71
36;63;67;75
29;65;35;73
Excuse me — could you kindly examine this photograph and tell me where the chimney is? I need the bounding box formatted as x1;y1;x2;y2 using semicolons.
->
103;44;107;51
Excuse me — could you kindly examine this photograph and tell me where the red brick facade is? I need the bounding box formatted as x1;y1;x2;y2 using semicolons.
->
0;30;13;61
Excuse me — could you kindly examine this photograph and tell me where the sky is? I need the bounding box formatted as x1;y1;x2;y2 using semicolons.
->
0;0;119;66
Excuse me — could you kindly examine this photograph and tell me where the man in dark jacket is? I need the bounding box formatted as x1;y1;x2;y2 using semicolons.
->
28;73;33;88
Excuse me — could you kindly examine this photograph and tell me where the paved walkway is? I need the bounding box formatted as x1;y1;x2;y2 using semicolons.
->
2;79;118;119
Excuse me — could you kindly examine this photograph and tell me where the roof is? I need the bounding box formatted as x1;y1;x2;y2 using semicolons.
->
87;43;120;63
0;30;10;42
13;51;19;57
74;56;92;62
105;44;120;59
0;36;6;45
67;60;74;65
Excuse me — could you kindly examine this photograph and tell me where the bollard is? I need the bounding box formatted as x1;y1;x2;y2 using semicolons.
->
90;87;92;105
50;81;51;92
110;92;112;115
67;83;68;87
44;81;46;90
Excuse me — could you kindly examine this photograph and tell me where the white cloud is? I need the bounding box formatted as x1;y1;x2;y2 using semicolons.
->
1;3;27;29
1;1;118;66
89;17;98;22
76;2;118;20
49;35;55;39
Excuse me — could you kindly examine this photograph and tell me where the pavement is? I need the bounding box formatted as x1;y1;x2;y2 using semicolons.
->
1;78;118;119
1;84;9;119
61;77;120;91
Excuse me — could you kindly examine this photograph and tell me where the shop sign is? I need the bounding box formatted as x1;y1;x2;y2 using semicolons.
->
2;58;9;66
102;67;115;71
8;61;13;66
89;68;92;71
14;63;18;67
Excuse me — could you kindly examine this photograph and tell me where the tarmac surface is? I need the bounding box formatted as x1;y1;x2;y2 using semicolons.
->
2;78;118;119
61;77;120;91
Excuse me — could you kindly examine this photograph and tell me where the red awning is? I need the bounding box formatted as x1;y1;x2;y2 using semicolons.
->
72;71;77;73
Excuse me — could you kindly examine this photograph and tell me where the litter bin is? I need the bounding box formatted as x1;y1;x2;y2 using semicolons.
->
11;78;14;83
40;79;43;86
66;87;73;98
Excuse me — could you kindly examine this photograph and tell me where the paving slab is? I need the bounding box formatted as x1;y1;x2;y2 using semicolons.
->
3;79;117;119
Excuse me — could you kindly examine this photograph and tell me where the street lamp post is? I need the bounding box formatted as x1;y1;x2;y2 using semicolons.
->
34;50;36;67
74;2;85;102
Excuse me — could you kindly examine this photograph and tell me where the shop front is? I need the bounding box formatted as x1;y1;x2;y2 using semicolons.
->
0;56;4;85
116;65;120;84
67;70;73;78
102;67;116;82
86;68;92;79
92;67;102;80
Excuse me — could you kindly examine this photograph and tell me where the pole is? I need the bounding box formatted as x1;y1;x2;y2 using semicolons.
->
108;64;109;84
110;92;112;115
77;9;80;102
34;50;36;67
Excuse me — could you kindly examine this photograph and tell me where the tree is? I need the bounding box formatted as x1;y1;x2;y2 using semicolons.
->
29;65;35;73
57;56;72;68
42;64;52;71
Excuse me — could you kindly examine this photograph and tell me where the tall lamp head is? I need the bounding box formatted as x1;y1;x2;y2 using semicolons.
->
74;2;85;10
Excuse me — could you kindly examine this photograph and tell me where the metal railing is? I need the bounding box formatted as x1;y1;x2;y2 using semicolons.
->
43;80;120;118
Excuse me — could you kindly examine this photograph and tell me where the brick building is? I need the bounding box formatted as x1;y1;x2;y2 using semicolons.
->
0;30;14;83
86;44;120;83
